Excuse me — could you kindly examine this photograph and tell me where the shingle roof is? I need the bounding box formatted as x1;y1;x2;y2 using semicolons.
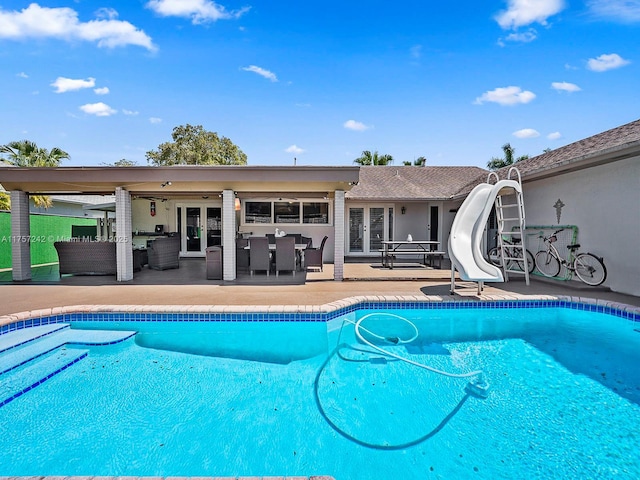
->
346;166;488;201
455;117;640;198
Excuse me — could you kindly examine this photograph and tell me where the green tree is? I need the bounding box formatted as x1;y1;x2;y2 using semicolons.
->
0;188;9;211
403;156;426;166
146;124;247;166
487;143;529;171
0;140;70;209
102;158;138;166
353;150;394;166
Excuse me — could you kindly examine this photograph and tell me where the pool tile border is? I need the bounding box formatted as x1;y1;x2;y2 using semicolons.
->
0;295;638;334
0;476;335;480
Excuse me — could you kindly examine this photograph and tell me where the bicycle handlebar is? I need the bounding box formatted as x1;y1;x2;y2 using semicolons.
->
539;228;565;242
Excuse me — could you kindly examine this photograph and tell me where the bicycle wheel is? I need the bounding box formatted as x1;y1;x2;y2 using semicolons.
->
574;253;607;286
508;248;536;274
535;250;561;277
487;247;502;267
525;250;535;274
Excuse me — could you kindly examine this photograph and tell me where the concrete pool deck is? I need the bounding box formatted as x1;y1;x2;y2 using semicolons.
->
1;261;638;319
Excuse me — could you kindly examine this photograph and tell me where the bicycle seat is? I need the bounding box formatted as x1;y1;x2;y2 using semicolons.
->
567;244;580;250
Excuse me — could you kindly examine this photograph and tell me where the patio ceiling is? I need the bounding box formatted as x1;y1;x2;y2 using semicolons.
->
0;165;361;195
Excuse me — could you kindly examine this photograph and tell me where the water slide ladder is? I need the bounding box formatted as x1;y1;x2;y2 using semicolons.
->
492;168;530;286
449;166;528;294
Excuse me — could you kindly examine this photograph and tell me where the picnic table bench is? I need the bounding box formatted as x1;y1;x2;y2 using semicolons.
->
380;240;444;269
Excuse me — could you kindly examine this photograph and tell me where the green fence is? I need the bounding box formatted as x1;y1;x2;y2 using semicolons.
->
0;212;98;269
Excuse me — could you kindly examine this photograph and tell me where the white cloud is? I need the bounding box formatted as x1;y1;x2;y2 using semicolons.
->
149;117;162;124
123;109;139;116
548;131;562;140
94;87;110;95
51;77;96;93
410;44;422;59
0;4;156;51
241;65;278;82
146;0;250;24
502;28;538;43
343;120;371;131
551;81;581;92
285;145;305;155
587;0;640;22
495;0;566;29
587;53;631;72
474;86;536;106
513;128;540;138
95;8;119;20
79;102;116;116
17;72;28;78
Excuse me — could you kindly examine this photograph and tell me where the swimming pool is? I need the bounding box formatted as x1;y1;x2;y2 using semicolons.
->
1;298;639;479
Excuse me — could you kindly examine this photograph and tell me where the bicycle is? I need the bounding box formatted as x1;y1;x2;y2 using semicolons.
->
487;236;535;274
534;229;607;286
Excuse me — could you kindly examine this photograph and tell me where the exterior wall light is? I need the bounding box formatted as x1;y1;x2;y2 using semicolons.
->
401;206;406;215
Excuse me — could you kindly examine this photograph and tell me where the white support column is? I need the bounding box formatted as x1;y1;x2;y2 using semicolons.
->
10;191;31;281
333;190;345;281
222;189;237;281
115;187;133;282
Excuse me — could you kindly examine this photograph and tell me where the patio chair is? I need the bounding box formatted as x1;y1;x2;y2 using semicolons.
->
236;238;250;273
275;236;296;276
301;236;313;248
305;235;328;272
249;236;271;276
147;236;180;270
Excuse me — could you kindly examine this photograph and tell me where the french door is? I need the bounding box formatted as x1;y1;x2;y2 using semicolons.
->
176;203;222;256
347;205;394;255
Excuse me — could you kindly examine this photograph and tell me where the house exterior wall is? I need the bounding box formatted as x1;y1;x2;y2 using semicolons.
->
132;198;174;234
395;202;429;241
523;156;640;296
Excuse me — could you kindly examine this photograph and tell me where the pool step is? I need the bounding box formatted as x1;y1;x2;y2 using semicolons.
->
0;323;70;355
0;328;136;376
0;325;137;407
0;347;88;407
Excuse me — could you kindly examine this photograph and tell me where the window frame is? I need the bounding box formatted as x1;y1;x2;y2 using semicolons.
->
242;198;332;226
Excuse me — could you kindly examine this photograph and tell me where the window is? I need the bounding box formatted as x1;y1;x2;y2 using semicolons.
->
243;199;330;225
303;202;329;224
274;202;300;223
245;201;272;223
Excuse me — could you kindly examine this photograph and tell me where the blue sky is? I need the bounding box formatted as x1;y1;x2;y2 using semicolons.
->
1;0;639;168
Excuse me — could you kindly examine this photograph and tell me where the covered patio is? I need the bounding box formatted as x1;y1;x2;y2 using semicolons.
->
0;165;359;283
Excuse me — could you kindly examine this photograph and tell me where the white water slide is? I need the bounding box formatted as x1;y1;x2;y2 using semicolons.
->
448;171;525;293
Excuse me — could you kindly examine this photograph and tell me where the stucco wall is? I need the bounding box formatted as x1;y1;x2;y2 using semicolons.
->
522;156;640;296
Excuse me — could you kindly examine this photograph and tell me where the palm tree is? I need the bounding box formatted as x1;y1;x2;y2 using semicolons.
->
487;143;529;171
403;156;427;166
0;140;70;209
353;150;394;166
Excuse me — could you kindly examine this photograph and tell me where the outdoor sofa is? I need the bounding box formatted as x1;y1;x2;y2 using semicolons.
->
54;241;117;276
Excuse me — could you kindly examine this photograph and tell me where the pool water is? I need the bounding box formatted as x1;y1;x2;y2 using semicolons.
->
0;306;639;479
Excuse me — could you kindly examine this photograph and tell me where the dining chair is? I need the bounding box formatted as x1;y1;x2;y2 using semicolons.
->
236;238;250;273
275;236;296;276
249;236;270;276
301;236;313;248
305;235;328;272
